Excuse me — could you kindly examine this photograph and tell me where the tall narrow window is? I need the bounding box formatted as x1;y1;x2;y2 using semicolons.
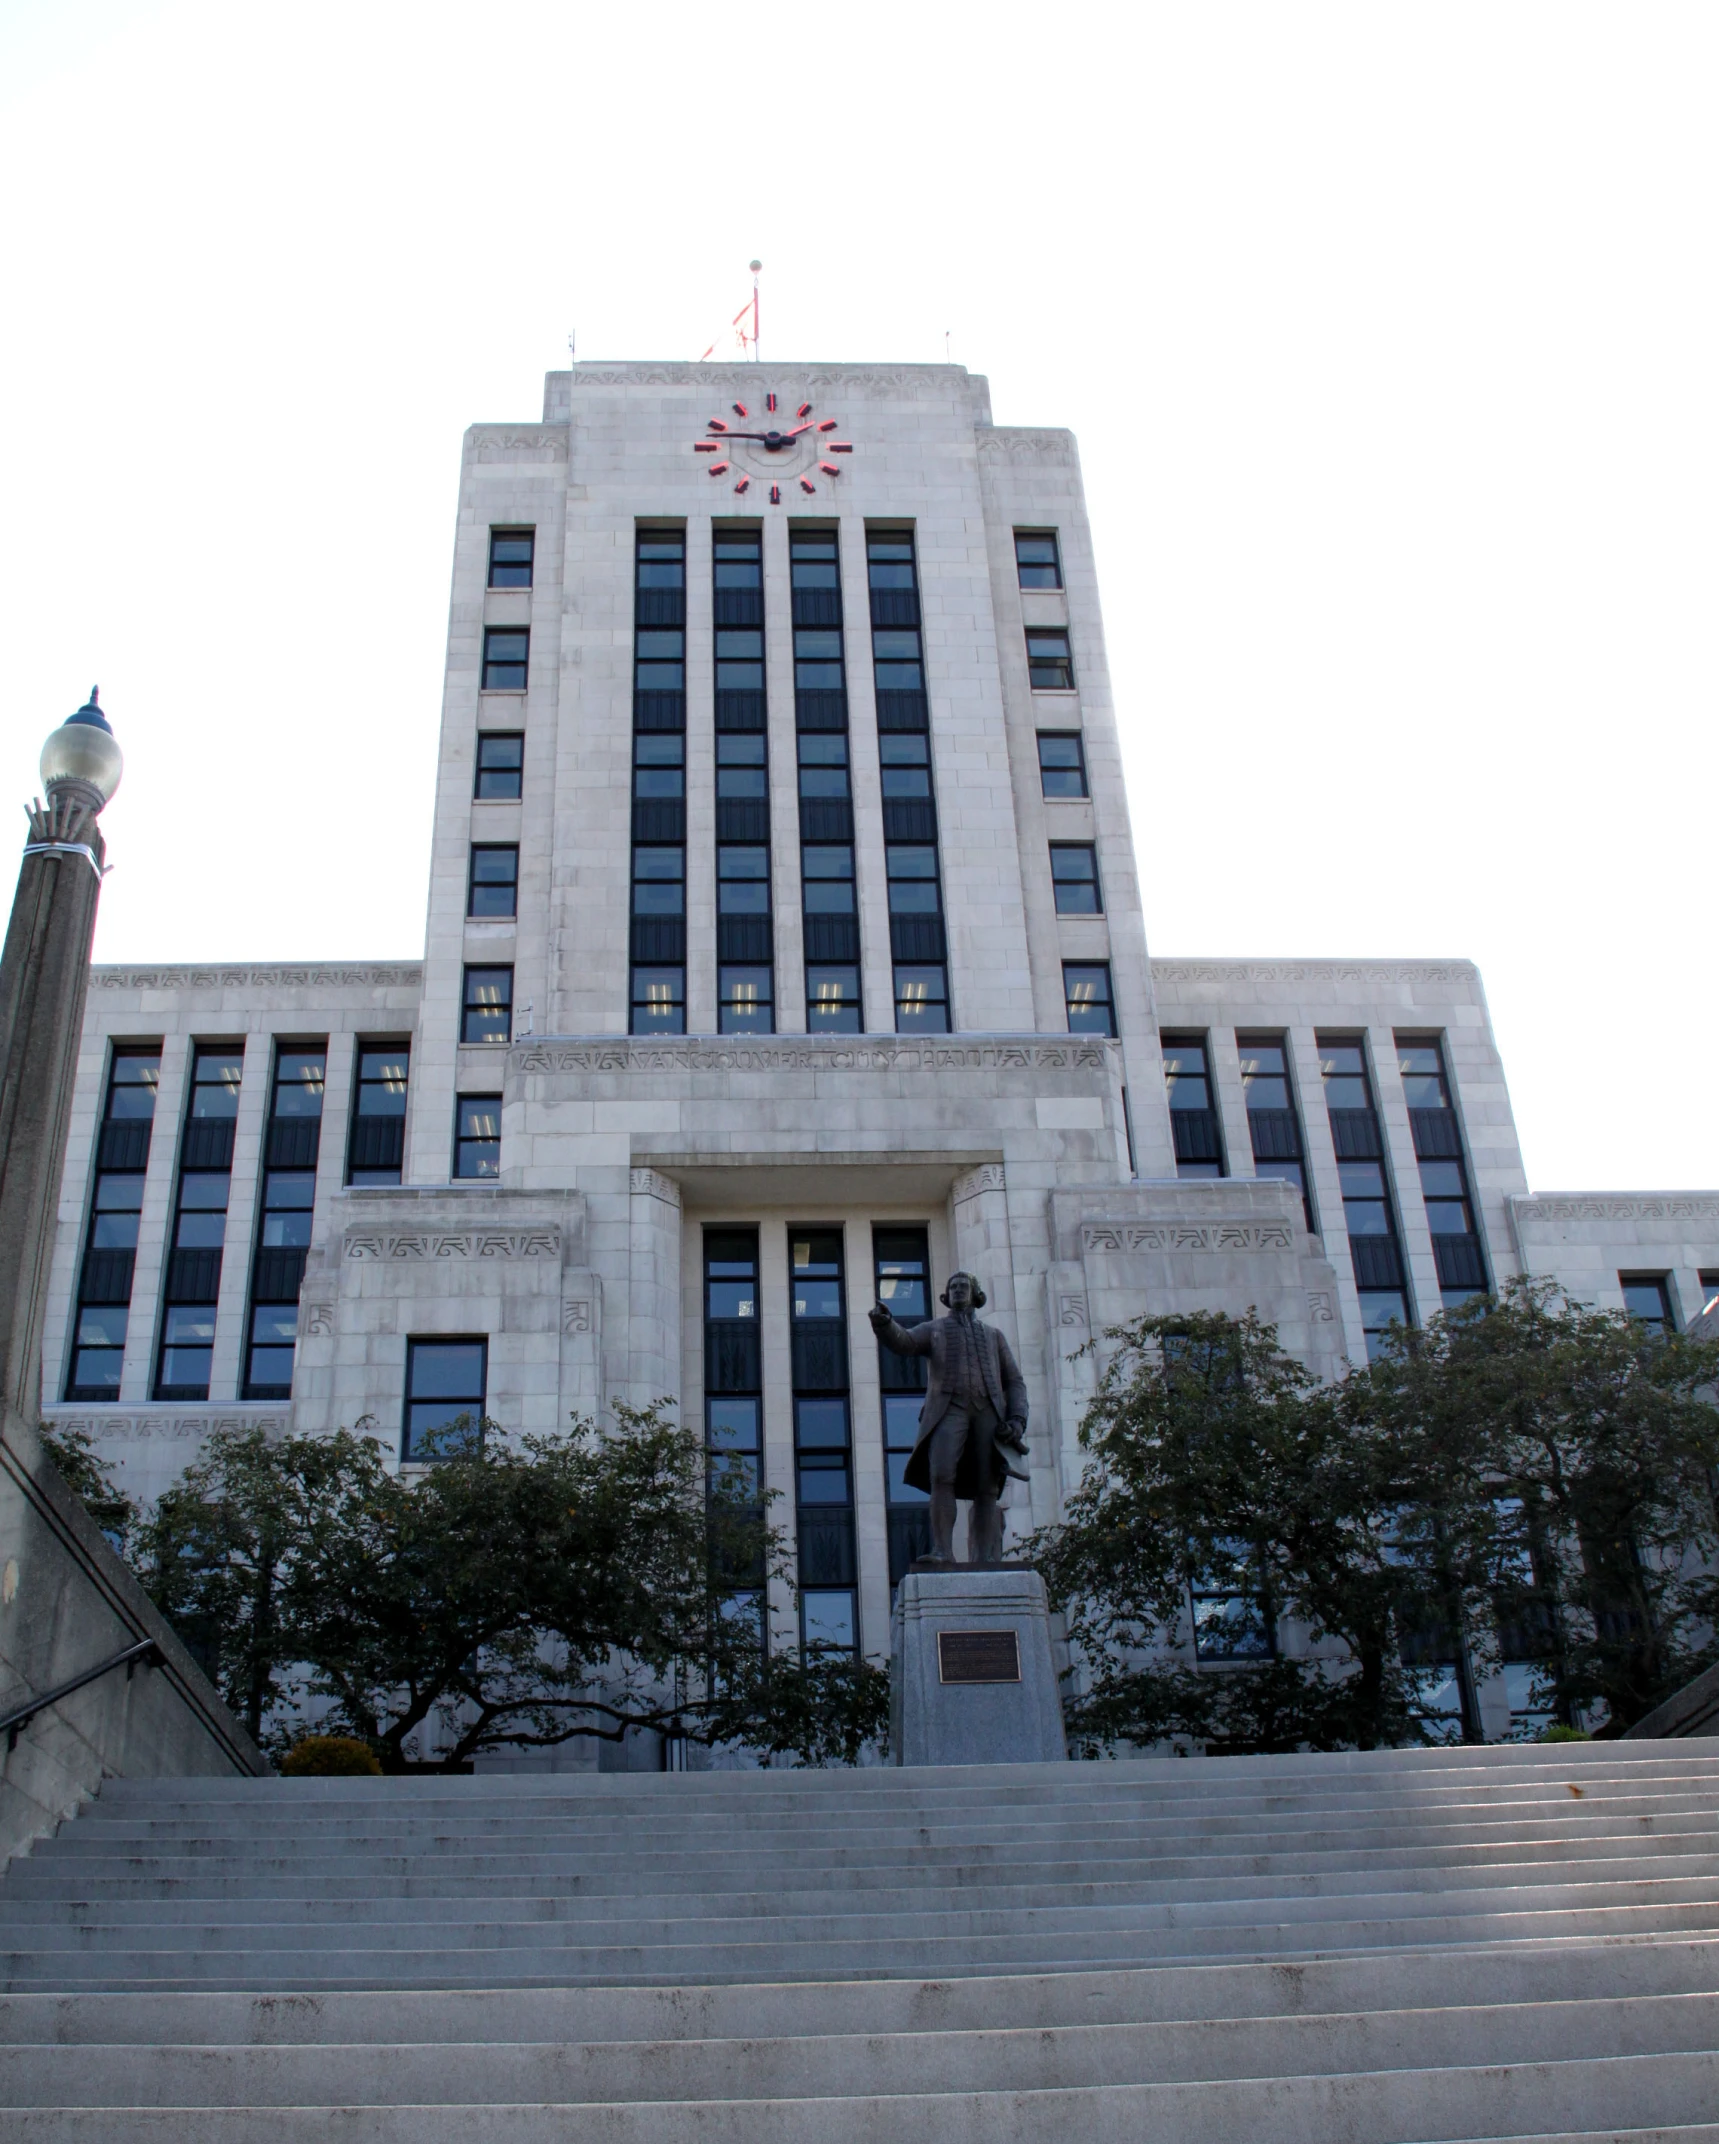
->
1037;732;1087;797
474;732;524;799
487;528;534;588
1064;962;1115;1036
868;528;949;1031
631;526;686;1032
461;965;513;1044
244;1045;324;1400
1319;1035;1410;1356
1162;1036;1224;1178
793;527;861;1028
705;1230;765;1634
403;1338;486;1460
1701;1271;1719;1314
1620;1274;1675;1335
1050;843;1102;914
1397;1036;1488;1308
481;628;528;692
874;1227;932;1586
347;1041;409;1186
1014;530;1063;588
454;1094;502;1179
66;1046;161;1400
791;1228;855;1653
467;845;519;919
714;527;772;1033
156;1045;243;1401
1026;628;1074;690
1238;1033;1313;1230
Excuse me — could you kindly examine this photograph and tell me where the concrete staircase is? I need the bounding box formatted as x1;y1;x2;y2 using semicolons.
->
0;1738;1716;2137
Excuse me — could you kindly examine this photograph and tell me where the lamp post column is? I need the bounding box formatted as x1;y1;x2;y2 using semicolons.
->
0;690;122;1431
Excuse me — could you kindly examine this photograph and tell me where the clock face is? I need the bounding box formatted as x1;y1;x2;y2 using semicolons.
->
691;392;853;500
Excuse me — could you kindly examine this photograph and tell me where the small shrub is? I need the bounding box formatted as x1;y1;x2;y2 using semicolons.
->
1539;1723;1591;1743
280;1734;381;1777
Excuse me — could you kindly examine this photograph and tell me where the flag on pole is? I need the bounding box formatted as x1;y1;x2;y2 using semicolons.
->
698;266;761;361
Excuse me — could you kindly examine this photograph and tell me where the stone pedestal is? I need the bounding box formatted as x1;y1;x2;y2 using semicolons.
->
890;1567;1067;1767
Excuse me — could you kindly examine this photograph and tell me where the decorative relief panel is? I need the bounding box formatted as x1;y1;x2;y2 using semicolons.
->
1308;1290;1337;1323
467;425;568;461
562;1299;593;1335
1081;1223;1295;1254
345;1229;561;1262
1059;1294;1089;1328
1513;1196;1719;1225
952;1164;1006;1205
301;1302;336;1336
1152;961;1476;988
515;1039;1111;1076
92;965;422;993
46;1411;288;1443
977;429;1077;464
629;1169;682;1207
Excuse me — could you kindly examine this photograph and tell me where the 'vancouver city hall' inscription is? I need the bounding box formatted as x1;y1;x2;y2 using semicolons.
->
937;1630;1022;1684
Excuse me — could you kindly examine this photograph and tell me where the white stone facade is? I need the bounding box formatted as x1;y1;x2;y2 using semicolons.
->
36;363;1719;1667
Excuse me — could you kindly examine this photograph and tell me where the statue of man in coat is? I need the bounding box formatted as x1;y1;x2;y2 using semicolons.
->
868;1271;1029;1567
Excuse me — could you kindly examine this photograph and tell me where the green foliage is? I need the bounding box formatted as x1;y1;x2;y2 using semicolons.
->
1032;1286;1719;1754
1539;1724;1591;1743
38;1422;138;1551
280;1734;382;1776
133;1404;888;1769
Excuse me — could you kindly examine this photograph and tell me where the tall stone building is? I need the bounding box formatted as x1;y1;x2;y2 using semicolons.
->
38;362;1719;1695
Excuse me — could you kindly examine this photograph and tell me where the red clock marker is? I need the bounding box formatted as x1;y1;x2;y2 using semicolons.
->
694;441;719;452
769;485;781;504
708;461;730;476
827;442;852;453
766;393;778;412
734;476;750;494
818;419;837;431
799;477;816;494
732;402;748;417
797;403;812;417
819;462;840;477
707;419;729;433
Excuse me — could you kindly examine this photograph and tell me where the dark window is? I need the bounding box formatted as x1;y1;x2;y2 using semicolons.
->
713;528;762;589
887;845;941;916
482;628;528;692
1702;1271;1719;1314
156;1045;243;1401
878;730;930;799
1014;530;1063;589
487;528;534;588
631;968;684;1036
802;845;854;914
1238;1033;1313;1231
632;848;685;915
705;1229;765;1618
1319;1036;1409;1353
1037;732;1087;798
467;845;519;920
807;966;862;1033
461;966;513;1045
347;1042;409;1186
871;628;924;693
635;730;686;801
894;965;949;1034
715;626;765;693
1050;843;1101;914
1398;1037;1487;1307
1620;1274;1675;1335
794;626;845;693
636;528;686;588
797;730;849;801
1163;1035;1224;1181
1191;1537;1275;1662
1027;628;1074;690
717;731;766;799
634;627;686;694
791;1228;855;1653
403;1338;486;1461
455;1095;502;1180
67;1046;161;1400
1064;962;1115;1036
243;1046;325;1399
475;732;524;800
874;1226;932;1586
720;965;773;1035
718;846;770;916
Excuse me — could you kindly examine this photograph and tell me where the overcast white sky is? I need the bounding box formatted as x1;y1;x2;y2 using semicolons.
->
0;2;1711;1191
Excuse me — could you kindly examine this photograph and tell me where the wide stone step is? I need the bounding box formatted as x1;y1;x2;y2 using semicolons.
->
3;2049;1718;2140
2;1991;1715;2107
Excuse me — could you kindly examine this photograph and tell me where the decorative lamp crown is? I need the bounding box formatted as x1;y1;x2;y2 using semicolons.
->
39;687;123;810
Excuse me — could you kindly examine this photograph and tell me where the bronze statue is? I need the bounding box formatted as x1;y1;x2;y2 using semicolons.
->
868;1272;1029;1566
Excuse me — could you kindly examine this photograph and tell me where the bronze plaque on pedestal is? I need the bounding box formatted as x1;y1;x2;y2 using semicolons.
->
937;1630;1021;1684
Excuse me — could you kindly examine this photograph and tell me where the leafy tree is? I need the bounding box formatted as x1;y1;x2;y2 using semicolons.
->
37;1422;138;1552
134;1405;888;1768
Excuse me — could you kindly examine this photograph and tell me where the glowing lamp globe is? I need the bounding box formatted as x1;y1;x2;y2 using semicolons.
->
40;688;122;809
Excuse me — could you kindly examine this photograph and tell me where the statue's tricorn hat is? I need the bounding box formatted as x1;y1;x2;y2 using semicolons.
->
939;1272;987;1309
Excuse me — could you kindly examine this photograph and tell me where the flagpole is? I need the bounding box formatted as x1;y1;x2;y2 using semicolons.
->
749;260;762;362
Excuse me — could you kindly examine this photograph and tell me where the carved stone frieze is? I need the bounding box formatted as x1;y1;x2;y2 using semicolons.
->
467;424;569;461
514;1038;1111;1076
977;429;1077;464
1513;1195;1719;1225
344;1229;561;1261
45;1410;288;1443
91;964;422;993
562;1298;593;1334
952;1163;1006;1204
629;1169;682;1207
1081;1222;1295;1254
566;365;964;396
1152;961;1477;988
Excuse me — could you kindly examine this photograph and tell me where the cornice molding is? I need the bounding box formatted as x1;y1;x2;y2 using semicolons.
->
1082;1221;1296;1254
977;428;1077;464
43;1408;288;1442
563;364;974;395
90;964;423;993
512;1037;1113;1075
1512;1194;1719;1226
1152;960;1479;988
344;1228;561;1262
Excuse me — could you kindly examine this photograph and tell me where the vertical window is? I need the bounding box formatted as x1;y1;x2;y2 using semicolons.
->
467;846;519;920
793;528;861;1023
1319;1036;1410;1357
1014;530;1063;588
156;1046;243;1401
66;1046;161;1400
705;1230;765;1628
1026;628;1074;690
487;528;534;588
403;1338;486;1460
1620;1275;1675;1335
481;628;529;691
243;1045;324;1400
1037;732;1087;798
1238;1033;1313;1231
1190;1538;1275;1662
714;528;772;1033
1064;962;1116;1037
874;1226;931;1587
1050;843;1101;914
632;527;686;1033
869;528;948;1031
1162;1035;1224;1179
454;1095;502;1180
791;1229;855;1654
347;1042;409;1186
474;732;524;800
461;965;513;1044
1397;1036;1488;1308
1701;1271;1719;1314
